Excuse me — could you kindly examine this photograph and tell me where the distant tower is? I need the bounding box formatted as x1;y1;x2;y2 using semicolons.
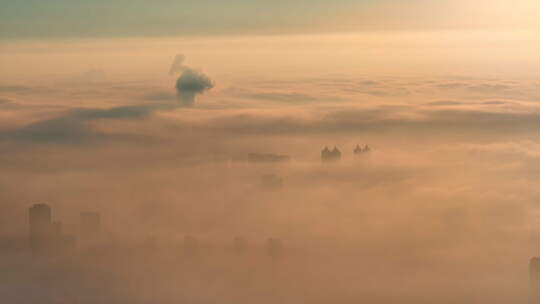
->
80;212;101;236
531;257;540;303
322;146;341;162
29;204;53;254
332;146;341;160
354;144;371;155
321;146;331;160
29;204;52;239
267;238;282;258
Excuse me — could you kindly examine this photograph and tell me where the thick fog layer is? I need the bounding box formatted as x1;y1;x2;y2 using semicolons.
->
1;34;540;303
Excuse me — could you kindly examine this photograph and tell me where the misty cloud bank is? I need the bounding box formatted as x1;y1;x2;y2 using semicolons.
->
1;74;538;145
3;105;159;143
1;66;540;303
0;55;216;143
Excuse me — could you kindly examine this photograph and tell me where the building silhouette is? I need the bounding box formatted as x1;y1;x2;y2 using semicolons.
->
29;204;52;238
531;257;540;303
29;204;75;254
354;144;371;155
29;204;53;254
321;146;341;162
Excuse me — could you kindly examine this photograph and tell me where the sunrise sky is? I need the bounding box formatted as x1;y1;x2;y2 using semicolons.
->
2;0;540;38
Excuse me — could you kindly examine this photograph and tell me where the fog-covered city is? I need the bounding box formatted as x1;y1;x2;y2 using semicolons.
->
3;2;540;303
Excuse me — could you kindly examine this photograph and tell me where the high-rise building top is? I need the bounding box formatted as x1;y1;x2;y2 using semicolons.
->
28;204;77;255
354;144;371;154
29;204;52;238
322;146;341;161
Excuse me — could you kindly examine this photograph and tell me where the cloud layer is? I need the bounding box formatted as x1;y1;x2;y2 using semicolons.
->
1;41;540;303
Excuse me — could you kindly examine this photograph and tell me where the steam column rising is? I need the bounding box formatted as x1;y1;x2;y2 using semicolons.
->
170;54;213;107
